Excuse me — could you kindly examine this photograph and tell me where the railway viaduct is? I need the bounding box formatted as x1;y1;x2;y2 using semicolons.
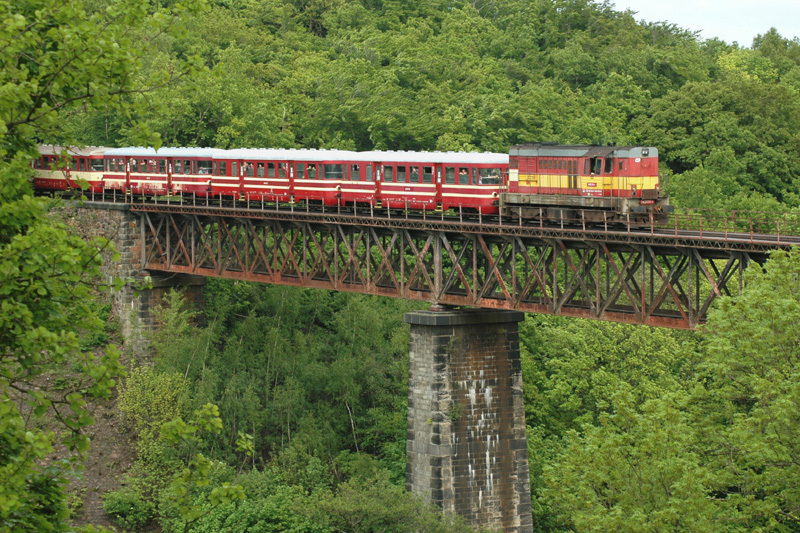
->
76;199;800;532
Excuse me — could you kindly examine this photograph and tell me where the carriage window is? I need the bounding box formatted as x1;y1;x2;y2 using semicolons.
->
422;166;433;184
366;164;373;181
158;160;165;174
78;158;85;172
396;166;406;182
410;166;420;183
197;160;212;175
256;163;265;177
278;163;287;178
296;163;305;179
174;160;182;174
324;164;343;180
384;166;394;182
350;164;360;181
218;161;227;176
307;164;317;179
445;167;455;184
457;167;469;185
231;162;237;176
266;163;273;178
93;158;103;171
478;168;502;185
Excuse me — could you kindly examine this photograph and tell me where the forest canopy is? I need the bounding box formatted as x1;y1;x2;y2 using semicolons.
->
52;0;800;212
4;0;800;531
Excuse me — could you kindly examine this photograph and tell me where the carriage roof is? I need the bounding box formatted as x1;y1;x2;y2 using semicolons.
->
38;145;112;157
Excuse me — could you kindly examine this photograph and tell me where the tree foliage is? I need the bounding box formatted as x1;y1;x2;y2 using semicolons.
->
0;0;206;529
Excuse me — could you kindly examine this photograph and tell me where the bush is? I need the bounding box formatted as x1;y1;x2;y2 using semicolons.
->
102;487;156;530
118;366;189;437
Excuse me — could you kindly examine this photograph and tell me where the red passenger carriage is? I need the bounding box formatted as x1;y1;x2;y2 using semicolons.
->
365;151;507;213
32;145;110;192
102;147;226;196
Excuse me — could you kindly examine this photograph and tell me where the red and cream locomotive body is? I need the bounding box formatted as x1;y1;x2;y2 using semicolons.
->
32;142;670;224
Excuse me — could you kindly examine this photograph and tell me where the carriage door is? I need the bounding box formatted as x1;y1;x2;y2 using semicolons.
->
125;158;131;193
167;158;173;193
434;164;443;209
365;163;375;203
375;164;383;207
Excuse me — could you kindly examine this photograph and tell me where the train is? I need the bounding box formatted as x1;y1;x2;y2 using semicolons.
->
31;142;672;224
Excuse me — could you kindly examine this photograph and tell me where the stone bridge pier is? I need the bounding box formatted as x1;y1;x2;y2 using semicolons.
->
73;203;204;354
405;309;533;532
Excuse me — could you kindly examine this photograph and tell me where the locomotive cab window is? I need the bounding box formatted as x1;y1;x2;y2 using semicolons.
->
604;158;612;174
586;158;603;175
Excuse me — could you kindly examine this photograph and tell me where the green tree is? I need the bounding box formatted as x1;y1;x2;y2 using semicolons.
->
0;0;206;529
696;249;800;529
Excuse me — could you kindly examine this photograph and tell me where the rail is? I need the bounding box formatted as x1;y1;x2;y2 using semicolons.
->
80;189;800;244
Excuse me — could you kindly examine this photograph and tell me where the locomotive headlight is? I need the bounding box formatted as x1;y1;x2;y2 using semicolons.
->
492;192;498;198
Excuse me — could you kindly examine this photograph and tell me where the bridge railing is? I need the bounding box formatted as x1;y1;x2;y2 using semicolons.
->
662;208;800;242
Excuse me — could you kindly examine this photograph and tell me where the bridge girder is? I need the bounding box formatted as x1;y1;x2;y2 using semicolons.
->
133;206;776;329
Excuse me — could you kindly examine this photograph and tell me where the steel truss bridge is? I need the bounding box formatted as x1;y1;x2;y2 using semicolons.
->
129;202;800;329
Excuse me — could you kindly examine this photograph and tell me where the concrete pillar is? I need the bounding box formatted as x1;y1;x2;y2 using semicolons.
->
405;309;532;532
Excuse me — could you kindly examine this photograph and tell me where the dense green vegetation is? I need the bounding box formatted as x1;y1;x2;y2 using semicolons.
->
58;0;800;213
4;0;800;531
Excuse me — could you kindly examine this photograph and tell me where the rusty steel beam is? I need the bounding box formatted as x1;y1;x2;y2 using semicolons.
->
133;209;773;329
